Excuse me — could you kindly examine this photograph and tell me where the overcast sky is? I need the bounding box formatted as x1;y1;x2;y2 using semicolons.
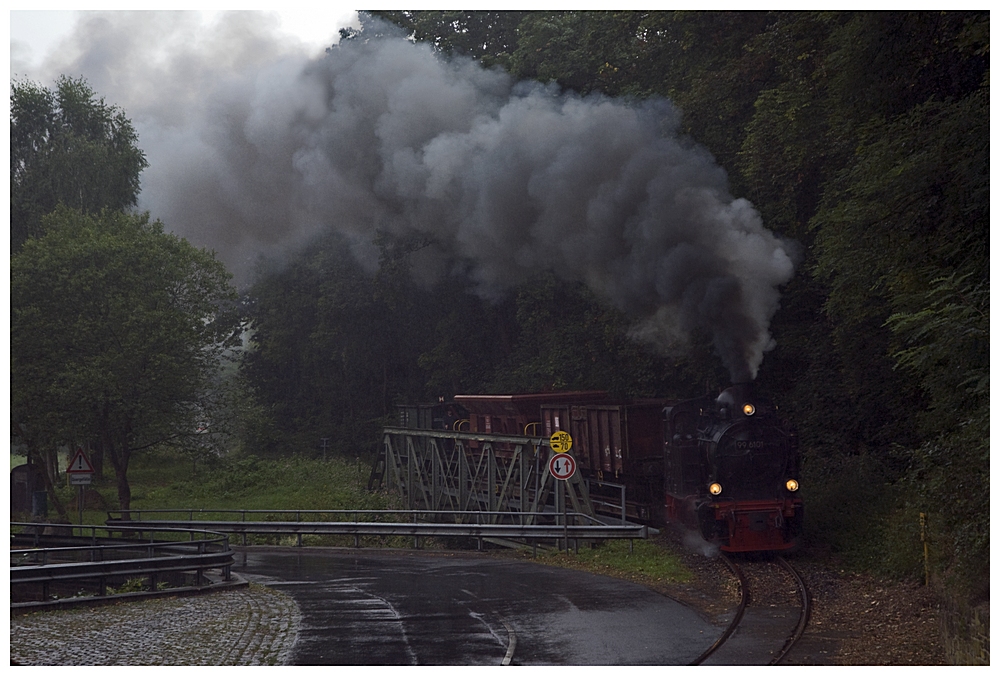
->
9;7;360;76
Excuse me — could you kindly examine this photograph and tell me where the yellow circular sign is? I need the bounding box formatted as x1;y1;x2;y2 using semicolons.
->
550;430;573;453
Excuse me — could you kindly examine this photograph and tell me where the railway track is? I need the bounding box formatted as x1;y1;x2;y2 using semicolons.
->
691;554;811;665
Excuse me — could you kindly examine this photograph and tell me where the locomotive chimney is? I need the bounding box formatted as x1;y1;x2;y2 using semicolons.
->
715;382;757;419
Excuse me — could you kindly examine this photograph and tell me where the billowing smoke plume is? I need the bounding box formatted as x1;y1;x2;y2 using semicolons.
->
18;12;796;382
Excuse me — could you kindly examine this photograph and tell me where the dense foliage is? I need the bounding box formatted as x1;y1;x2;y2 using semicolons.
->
11;207;241;512
243;10;986;592
10;76;148;251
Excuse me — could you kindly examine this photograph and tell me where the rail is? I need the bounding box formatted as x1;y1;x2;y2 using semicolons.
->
689;554;810;665
10;522;238;609
689;554;748;665
771;556;812;664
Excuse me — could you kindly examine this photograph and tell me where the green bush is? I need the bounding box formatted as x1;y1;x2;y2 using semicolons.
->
800;449;923;577
901;410;990;601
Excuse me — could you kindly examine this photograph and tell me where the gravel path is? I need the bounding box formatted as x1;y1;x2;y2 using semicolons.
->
10;583;300;666
620;536;947;665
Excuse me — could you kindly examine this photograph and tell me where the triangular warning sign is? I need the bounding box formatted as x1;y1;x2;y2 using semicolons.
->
67;448;95;473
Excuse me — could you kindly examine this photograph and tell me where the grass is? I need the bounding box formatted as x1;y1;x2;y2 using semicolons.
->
533;538;694;584
32;449;402;528
126;451;389;512
29;447;694;582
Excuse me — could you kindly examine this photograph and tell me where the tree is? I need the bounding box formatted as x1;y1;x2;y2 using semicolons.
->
371;10;528;69
813;88;989;425
241;230;496;457
10;76;148;250
488;271;704;398
11;207;241;512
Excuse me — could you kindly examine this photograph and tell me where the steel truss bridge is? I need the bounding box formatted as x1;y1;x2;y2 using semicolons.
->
370;426;647;546
101;428;647;552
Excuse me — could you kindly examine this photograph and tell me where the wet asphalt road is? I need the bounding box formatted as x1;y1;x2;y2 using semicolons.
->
235;548;718;665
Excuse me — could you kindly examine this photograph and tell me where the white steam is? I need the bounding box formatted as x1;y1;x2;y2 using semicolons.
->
15;11;796;382
683;529;722;559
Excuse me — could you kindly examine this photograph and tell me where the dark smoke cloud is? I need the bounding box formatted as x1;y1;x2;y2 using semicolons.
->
22;11;796;382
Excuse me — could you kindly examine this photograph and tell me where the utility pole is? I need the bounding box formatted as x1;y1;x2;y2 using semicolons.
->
320;437;330;462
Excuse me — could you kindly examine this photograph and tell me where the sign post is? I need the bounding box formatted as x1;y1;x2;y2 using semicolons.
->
66;448;95;525
548;450;577;551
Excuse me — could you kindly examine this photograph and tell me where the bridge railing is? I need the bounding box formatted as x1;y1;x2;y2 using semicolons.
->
106;507;603;525
104;508;648;551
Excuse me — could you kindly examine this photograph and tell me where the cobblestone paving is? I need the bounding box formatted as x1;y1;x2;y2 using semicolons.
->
10;583;301;666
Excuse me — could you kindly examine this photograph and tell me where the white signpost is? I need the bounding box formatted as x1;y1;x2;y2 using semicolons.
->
547;449;578;552
548;452;577;480
66;448;95;524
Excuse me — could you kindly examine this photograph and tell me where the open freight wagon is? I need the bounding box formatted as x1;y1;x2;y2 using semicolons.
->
538;400;671;523
453;393;672;523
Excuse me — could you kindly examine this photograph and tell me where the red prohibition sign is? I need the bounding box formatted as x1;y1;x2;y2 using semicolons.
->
548;453;577;480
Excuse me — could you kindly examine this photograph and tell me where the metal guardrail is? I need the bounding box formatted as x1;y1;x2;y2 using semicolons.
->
13;522;227;558
10;522;237;608
587;480;628;523
105;509;648;549
108;507;607;524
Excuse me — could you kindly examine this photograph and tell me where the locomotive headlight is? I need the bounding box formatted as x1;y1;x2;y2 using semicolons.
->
742;403;756;416
786;479;800;492
709;482;723;496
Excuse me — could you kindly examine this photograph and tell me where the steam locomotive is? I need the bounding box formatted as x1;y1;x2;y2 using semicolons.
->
661;383;802;552
396;383;802;553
